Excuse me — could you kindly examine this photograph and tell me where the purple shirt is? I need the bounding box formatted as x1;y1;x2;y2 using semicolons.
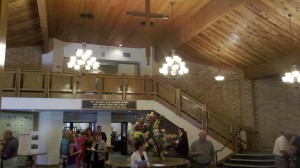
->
67;143;78;165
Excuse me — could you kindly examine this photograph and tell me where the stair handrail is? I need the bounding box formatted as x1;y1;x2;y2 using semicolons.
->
215;128;242;163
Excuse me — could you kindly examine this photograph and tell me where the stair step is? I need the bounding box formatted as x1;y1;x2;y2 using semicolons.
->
222;163;275;168
230;158;274;162
232;154;274;160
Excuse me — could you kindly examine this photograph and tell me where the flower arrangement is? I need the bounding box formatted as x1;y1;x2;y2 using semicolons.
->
128;112;178;159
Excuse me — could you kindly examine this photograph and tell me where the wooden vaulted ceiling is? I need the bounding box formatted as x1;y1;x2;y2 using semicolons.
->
7;0;42;47
6;0;300;79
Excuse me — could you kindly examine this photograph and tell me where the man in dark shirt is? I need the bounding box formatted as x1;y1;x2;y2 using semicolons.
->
97;126;107;143
0;130;19;168
291;136;300;167
175;128;189;158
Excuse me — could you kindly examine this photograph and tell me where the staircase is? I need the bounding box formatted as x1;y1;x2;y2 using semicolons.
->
222;154;275;168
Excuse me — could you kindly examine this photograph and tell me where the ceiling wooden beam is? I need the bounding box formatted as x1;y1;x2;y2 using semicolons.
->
0;0;9;110
244;54;300;79
155;0;248;61
37;0;50;53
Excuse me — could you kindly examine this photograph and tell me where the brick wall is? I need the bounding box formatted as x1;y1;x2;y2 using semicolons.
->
163;62;255;129
5;46;42;70
161;61;299;151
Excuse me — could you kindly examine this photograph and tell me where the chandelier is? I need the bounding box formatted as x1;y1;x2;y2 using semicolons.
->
67;42;100;71
282;14;299;86
282;65;300;84
159;50;189;77
215;49;225;81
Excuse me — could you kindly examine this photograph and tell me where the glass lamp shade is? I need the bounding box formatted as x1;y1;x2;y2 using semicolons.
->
93;62;100;70
85;50;93;56
76;49;83;57
67;62;74;68
90;57;97;62
85;65;91;70
77;59;85;65
74;65;80;70
215;75;225;81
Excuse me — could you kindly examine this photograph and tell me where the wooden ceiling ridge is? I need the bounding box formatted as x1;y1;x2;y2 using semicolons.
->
37;0;50;53
154;0;249;62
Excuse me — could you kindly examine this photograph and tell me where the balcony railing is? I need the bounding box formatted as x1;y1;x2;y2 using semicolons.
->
2;69;253;152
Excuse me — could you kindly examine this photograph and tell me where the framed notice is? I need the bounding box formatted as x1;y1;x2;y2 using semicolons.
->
82;100;137;110
18;131;39;154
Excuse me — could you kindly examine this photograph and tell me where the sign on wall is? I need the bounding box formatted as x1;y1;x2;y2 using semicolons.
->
82;100;137;110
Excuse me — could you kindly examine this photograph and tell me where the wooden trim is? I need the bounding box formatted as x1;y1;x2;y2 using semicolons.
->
98;72;103;99
37;0;50;53
0;0;8;110
175;88;181;116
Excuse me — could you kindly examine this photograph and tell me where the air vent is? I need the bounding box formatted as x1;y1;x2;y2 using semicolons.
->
101;52;105;57
123;53;131;57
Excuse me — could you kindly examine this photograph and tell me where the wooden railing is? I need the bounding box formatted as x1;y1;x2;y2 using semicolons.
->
2;69;252;152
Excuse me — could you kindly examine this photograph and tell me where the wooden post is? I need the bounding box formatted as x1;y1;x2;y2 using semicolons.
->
122;73;126;100
45;71;50;98
145;75;150;100
202;104;208;130
0;0;8;109
175;88;181;116
16;69;21;97
98;72;103;99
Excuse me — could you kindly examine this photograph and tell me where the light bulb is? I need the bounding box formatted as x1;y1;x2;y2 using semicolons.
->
215;75;225;81
90;57;97;62
93;62;100;69
76;49;83;57
67;62;73;68
85;65;91;70
70;56;77;62
74;65;80;70
282;76;288;83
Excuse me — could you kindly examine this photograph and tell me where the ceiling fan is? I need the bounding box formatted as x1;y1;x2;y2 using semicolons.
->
126;0;169;65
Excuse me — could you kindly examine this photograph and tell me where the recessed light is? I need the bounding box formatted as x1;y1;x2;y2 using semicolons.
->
128;111;131;113
119;44;122;47
31;110;35;112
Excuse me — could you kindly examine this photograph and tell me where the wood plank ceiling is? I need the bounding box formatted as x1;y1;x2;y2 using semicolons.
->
7;0;42;48
6;0;300;79
46;0;210;48
179;0;300;71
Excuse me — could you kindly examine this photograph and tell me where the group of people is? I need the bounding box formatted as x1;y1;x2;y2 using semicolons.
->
60;126;107;168
273;132;300;168
131;128;215;168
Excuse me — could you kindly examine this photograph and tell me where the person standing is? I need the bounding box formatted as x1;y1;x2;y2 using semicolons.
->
131;141;149;168
96;126;107;143
0;130;19;168
88;134;106;168
175;128;189;158
85;127;94;168
67;135;82;168
273;132;293;168
189;130;215;168
77;131;86;168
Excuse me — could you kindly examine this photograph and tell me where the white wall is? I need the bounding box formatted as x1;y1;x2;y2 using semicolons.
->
2;97;233;161
36;112;63;165
44;38;155;75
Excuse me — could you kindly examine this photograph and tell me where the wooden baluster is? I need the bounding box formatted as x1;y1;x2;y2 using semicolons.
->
202;104;208;130
175;88;181;116
16;69;21;97
98;72;103;99
145;75;150;100
122;73;126;100
153;75;157;100
45;71;50;98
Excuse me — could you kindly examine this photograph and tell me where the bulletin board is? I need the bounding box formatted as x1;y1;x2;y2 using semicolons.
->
0;113;34;140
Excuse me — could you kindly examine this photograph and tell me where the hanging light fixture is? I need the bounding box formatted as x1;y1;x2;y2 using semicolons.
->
159;50;189;77
215;49;225;81
281;14;300;87
67;0;100;72
159;2;188;78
